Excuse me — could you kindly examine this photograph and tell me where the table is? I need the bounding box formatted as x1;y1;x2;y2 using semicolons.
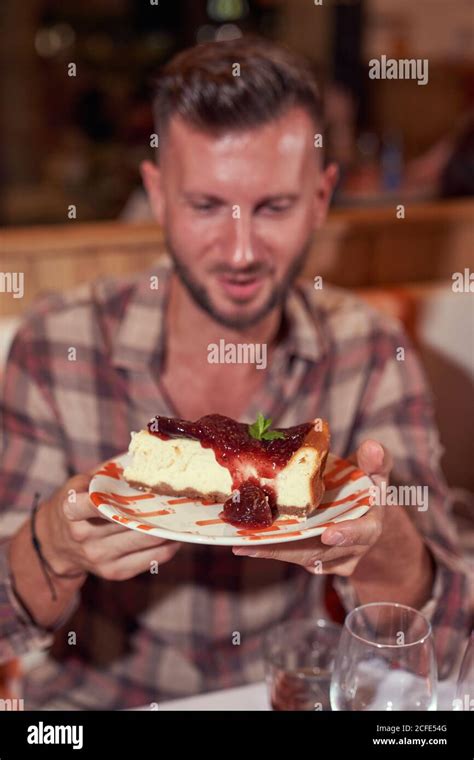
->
136;679;458;711
158;682;269;711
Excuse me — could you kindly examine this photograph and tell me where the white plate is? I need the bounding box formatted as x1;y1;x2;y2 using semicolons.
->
89;452;373;547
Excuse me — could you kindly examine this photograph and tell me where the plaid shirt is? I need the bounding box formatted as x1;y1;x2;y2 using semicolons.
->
0;256;471;709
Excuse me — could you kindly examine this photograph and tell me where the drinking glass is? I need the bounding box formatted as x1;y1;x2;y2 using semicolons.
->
263;618;341;711
453;631;474;710
330;602;437;710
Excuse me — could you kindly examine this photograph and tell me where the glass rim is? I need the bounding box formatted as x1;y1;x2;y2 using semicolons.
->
344;602;433;649
262;617;342;663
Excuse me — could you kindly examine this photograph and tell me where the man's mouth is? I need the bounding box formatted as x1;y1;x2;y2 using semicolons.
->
216;273;266;301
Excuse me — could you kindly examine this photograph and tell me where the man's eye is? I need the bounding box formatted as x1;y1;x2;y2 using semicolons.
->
261;202;293;214
192;201;218;212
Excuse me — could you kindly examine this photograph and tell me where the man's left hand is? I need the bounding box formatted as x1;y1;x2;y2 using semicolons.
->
232;439;390;577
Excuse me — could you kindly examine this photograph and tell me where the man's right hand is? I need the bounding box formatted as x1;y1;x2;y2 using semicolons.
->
37;473;183;581
9;473;182;630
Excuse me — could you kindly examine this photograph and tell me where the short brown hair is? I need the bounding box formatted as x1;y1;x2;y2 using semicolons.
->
152;36;323;140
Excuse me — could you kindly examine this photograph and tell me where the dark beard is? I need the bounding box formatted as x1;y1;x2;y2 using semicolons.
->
164;235;313;330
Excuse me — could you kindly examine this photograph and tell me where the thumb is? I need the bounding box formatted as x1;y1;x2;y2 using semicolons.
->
66;473;92;493
350;439;392;487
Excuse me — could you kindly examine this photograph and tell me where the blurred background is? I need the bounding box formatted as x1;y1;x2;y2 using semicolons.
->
0;0;473;225
0;0;473;547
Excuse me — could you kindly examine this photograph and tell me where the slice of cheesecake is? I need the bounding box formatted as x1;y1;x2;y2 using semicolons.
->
123;414;330;528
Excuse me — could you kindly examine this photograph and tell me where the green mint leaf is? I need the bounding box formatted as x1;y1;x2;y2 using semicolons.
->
248;421;261;439
249;413;264;439
261;429;285;441
248;414;285;441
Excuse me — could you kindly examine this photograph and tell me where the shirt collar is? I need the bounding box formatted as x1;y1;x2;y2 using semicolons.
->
111;256;172;370
283;284;327;364
111;257;326;370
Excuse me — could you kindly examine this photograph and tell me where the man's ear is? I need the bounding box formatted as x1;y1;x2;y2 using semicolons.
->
140;160;165;225
313;161;339;229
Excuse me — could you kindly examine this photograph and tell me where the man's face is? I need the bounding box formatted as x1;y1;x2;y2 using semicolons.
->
142;107;336;329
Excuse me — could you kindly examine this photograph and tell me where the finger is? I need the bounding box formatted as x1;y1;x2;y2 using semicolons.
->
350;440;392;488
232;539;316;565
232;536;364;568
233;535;327;565
63;492;102;521
63;474;91;494
321;507;383;548
69;516;138;542
96;542;183;581
232;507;383;560
85;530;175;563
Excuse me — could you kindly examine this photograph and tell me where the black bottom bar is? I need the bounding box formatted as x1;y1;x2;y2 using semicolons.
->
0;710;471;757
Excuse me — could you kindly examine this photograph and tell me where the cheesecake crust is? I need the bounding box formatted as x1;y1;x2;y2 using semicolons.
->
125;479;229;503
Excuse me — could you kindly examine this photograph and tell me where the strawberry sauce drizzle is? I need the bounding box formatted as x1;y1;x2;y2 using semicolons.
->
147;414;312;528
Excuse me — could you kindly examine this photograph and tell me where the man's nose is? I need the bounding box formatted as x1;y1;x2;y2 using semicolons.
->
228;210;255;265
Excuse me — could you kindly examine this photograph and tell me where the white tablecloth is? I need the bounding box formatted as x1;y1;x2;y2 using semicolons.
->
158;682;269;711
136;679;457;711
